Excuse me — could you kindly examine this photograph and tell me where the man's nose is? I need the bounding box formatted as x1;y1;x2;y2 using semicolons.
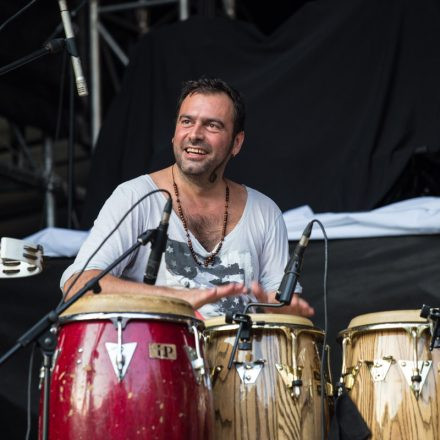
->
188;122;204;142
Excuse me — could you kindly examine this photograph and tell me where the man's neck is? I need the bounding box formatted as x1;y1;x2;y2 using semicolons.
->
173;165;226;201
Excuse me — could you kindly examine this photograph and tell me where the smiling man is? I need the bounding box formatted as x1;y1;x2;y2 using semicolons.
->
61;78;313;318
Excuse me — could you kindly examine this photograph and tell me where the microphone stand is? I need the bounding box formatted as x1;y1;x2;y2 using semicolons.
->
0;228;156;440
0;39;66;76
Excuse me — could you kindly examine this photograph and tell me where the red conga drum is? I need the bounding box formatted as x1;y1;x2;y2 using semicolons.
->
39;293;214;440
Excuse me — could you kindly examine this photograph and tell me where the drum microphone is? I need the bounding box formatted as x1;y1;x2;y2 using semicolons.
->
57;0;88;96
275;221;313;305
144;197;172;285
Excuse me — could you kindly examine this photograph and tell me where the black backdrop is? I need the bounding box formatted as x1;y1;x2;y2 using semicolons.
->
81;0;440;228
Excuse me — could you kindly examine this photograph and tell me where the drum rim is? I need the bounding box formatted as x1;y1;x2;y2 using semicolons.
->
204;321;324;336
337;321;431;340
60;293;196;318
204;313;315;329
59;311;203;327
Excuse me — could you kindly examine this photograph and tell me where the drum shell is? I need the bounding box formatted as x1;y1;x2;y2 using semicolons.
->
205;317;331;440
39;313;214;440
339;314;440;440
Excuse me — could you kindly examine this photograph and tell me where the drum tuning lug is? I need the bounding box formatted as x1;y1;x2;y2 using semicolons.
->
210;365;223;386
313;369;334;396
342;361;362;391
105;318;137;381
184;346;205;384
185;325;208;385
275;363;303;397
398;360;432;398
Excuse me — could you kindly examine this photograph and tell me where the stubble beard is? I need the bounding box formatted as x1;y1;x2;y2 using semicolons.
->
174;139;234;182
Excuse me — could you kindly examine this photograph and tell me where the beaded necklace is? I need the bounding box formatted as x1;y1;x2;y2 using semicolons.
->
171;165;229;267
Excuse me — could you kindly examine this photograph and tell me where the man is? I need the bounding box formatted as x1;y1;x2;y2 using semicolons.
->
62;78;313;318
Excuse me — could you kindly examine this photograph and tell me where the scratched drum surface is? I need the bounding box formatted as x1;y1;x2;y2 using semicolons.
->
40;294;214;440
339;310;440;440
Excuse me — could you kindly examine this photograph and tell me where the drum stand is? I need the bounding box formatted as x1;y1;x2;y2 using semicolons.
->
0;228;157;439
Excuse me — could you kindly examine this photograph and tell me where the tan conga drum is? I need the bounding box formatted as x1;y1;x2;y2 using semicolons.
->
338;310;440;440
204;314;332;440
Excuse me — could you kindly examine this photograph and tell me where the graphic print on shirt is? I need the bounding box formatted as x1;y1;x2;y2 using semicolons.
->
164;238;254;315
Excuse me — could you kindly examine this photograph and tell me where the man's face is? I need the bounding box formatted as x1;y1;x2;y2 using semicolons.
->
173;92;243;178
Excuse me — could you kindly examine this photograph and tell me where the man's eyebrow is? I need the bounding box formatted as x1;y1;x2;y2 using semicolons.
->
178;114;193;120
205;118;225;127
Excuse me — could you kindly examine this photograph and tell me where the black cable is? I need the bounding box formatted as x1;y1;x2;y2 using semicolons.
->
308;219;329;440
59;188;172;306
54;50;67;145
0;0;37;33
25;343;36;440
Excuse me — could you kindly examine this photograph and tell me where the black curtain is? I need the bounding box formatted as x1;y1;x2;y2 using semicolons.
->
81;0;440;228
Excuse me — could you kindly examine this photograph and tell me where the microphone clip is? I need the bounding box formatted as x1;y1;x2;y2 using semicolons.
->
137;229;157;246
420;304;440;350
226;312;253;370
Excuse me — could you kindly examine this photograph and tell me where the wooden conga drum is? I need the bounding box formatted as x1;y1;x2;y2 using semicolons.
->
39;293;214;440
204;314;332;440
338;310;440;440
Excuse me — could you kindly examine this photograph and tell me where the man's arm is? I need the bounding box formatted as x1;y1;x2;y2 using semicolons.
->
63;270;246;310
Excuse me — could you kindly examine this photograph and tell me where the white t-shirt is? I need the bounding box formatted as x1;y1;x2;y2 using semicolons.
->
61;175;293;318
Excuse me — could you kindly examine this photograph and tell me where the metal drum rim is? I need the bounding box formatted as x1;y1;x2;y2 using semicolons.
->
337;321;431;341
58;311;204;328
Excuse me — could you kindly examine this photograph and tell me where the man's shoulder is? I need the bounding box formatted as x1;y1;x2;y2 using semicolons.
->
114;174;156;196
245;185;282;213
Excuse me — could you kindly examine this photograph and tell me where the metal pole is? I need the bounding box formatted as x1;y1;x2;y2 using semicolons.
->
222;0;235;19
90;0;101;147
179;0;189;20
43;137;56;227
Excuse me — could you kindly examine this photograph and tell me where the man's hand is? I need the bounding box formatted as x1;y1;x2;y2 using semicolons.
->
178;282;247;309
250;281;314;317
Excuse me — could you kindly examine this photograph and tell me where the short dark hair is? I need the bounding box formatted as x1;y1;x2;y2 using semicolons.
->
176;77;245;137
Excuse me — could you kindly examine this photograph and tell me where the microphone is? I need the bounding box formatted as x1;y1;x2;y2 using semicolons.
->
57;0;88;96
275;221;313;305
143;197;172;285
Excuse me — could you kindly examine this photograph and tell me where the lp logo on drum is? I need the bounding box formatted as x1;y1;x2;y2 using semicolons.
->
149;343;177;360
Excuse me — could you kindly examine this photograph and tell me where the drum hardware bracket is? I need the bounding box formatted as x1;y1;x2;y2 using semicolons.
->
313;369;334;396
398;360;432;398
341;361;362;391
275;363;303;397
105;318;137;381
235;360;265;384
184;325;208;386
365;356;395;382
420;304;440;351
184;346;206;385
225;300;285;370
226;312;253;370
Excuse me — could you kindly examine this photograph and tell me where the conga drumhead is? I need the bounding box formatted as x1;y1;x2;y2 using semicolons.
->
204;313;314;329
347;309;428;329
60;293;195;318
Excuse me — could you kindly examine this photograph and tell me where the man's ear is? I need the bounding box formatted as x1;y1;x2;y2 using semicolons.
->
231;131;245;157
